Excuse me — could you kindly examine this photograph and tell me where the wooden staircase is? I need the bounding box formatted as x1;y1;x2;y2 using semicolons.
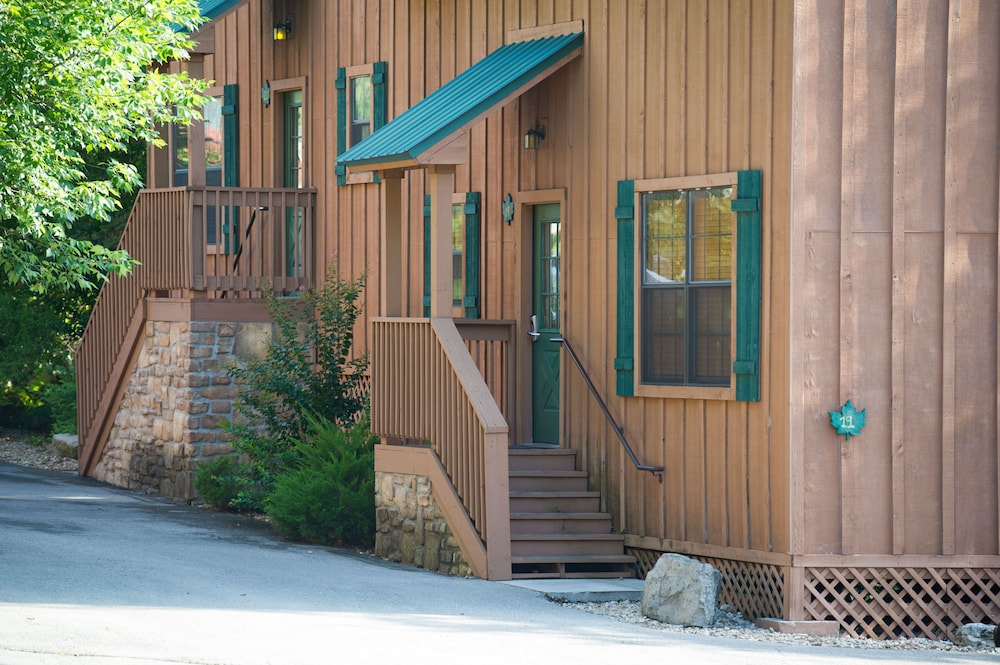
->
508;447;636;579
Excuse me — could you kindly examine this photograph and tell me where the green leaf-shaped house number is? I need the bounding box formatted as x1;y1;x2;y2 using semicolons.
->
830;400;866;440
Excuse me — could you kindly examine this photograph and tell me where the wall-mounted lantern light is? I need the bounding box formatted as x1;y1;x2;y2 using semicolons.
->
273;18;292;41
523;125;546;150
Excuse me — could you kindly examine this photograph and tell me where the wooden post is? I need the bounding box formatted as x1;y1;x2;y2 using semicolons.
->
429;166;455;318
187;56;206;188
380;170;404;316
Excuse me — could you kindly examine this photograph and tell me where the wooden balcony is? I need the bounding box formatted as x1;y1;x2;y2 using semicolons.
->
76;186;317;475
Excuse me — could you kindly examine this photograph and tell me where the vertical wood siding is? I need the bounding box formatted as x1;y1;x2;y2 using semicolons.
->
194;0;792;556
792;0;1000;556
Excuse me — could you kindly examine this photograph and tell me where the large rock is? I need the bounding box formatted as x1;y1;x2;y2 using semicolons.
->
952;623;995;648
641;553;722;627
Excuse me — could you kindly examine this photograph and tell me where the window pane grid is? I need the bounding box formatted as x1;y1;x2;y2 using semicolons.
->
350;74;372;146
452;203;463;306
641;185;733;387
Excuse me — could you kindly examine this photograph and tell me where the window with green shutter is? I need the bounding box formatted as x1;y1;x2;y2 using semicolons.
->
616;170;761;401
336;61;387;186
424;192;481;318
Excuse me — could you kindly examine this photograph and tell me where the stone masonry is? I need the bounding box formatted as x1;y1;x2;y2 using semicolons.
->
375;471;470;577
92;320;271;500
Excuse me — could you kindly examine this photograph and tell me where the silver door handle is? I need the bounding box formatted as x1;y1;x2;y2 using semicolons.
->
528;314;540;342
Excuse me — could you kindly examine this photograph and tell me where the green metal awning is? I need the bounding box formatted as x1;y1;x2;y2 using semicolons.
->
338;31;584;172
198;0;245;20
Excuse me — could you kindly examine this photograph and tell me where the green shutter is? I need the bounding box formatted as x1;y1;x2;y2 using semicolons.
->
423;194;431;316
371;61;388;185
615;180;635;396
222;84;238;186
733;170;762;402
335;67;347;185
372;61;388;130
463;192;481;318
222;84;239;253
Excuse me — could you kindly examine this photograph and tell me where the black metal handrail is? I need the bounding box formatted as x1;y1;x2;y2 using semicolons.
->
553;336;664;483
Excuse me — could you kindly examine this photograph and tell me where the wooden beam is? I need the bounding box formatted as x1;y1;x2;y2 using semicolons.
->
428;166;455;318
506;19;585;44
380;171;404;316
187;56;207;188
889;0;911;556
941;0;960;557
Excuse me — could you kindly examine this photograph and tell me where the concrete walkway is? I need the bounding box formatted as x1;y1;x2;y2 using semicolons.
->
0;462;994;665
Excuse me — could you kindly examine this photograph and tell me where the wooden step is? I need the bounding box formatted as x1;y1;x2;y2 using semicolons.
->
509;491;601;513
509;512;613;534
508;448;578;472
511;533;627;557
511;554;637;580
509;470;589;492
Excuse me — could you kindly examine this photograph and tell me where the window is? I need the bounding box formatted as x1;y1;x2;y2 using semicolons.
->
424;192;481;318
451;201;464;308
170;84;239;249
336;62;387;185
350;74;372;146
641;185;733;386
615;171;761;401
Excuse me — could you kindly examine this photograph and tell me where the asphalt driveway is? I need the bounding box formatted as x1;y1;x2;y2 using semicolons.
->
0;462;995;665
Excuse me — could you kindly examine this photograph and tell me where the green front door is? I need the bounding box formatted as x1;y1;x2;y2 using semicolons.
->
283;90;304;277
531;204;561;444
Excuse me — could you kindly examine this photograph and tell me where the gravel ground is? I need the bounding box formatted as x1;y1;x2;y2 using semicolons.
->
0;430;78;473
1;428;996;654
564;600;999;653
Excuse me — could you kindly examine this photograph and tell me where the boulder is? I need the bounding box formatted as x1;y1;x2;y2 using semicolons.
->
952;623;995;648
641;553;722;627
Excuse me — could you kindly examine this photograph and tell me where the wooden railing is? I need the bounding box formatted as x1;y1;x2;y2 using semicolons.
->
76;186;317;474
455;319;517;428
371;317;512;578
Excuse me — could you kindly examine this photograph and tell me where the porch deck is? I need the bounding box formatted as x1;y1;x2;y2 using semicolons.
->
76;186;317;475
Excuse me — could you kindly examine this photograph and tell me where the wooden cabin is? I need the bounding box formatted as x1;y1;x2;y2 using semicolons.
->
76;0;1000;641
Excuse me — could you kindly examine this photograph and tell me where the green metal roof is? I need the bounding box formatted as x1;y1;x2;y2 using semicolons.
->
338;31;584;171
198;0;245;20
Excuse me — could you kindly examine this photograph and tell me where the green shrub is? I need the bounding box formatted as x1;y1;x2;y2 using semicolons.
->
194;456;244;511
41;367;77;434
264;416;377;548
226;267;369;507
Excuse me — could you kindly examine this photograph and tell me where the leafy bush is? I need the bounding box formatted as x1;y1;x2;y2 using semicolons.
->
226;267;369;509
265;416;377;548
194;456;244;511
41;366;77;434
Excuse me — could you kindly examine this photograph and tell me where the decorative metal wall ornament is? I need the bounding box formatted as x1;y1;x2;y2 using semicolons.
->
829;400;866;440
502;193;514;224
261;80;271;107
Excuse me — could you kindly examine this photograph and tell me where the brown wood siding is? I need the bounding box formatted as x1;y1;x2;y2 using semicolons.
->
184;0;792;557
792;0;1000;556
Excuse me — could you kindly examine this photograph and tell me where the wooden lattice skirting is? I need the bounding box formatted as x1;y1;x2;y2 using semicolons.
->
629;548;1000;641
627;547;785;621
803;566;1000;641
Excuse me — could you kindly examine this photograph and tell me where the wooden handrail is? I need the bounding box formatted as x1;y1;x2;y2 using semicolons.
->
553;336;664;483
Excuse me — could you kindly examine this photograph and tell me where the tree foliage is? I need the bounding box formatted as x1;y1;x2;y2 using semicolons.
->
0;0;208;292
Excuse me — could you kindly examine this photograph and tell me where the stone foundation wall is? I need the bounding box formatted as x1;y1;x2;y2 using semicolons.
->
375;471;470;577
92;320;271;500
